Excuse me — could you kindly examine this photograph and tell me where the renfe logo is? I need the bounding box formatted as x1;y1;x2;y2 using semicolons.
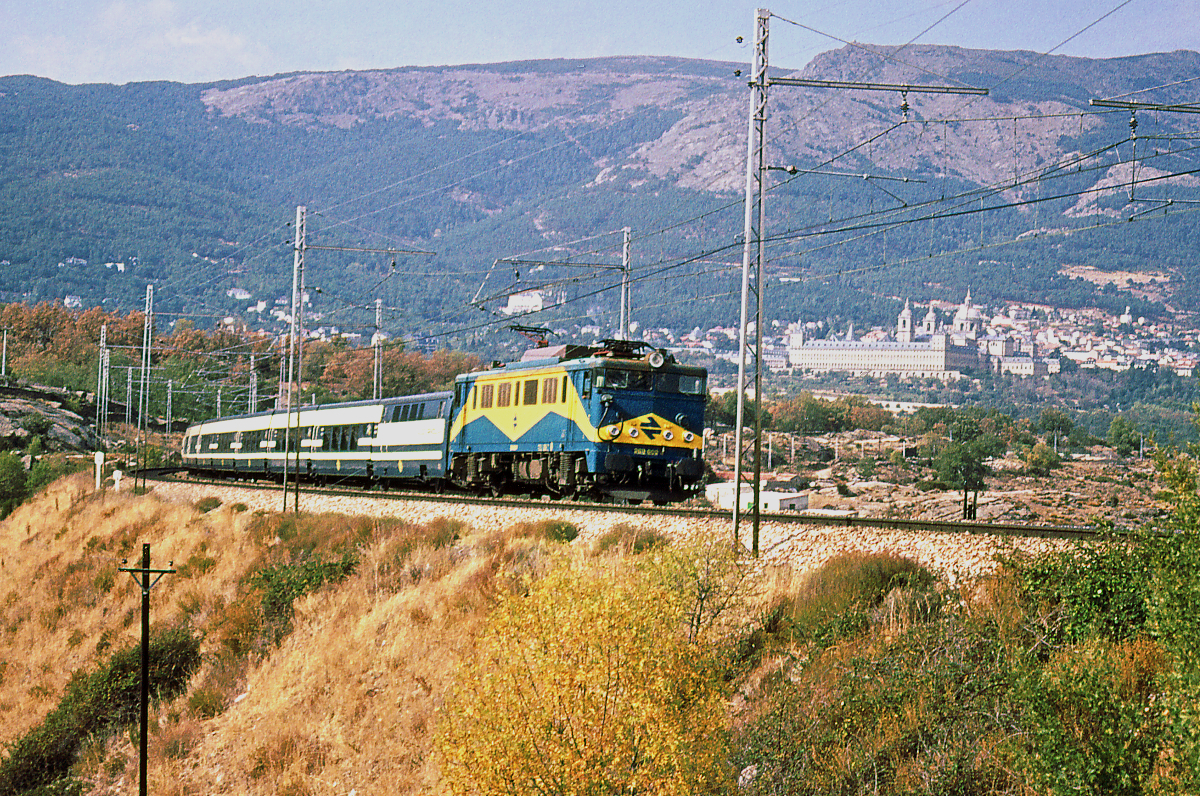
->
638;417;663;440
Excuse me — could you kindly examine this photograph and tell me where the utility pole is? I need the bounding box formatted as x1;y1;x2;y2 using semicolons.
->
100;347;110;440
283;206;305;512
732;7;770;556
166;380;172;432
374;298;383;400
730;8;987;556
620;227;631;339
138;286;153;492
249;353;258;413
96;324;107;438
216;387;222;419
119;545;174;796
1;327;7;379
277;209;436;511
126;367;133;427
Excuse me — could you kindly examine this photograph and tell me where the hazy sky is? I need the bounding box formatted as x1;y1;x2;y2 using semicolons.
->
2;0;1198;85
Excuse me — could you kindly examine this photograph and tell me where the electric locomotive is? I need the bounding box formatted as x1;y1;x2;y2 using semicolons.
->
180;340;707;503
448;340;706;502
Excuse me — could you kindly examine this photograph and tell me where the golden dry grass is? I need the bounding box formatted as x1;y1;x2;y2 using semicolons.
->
0;477;577;795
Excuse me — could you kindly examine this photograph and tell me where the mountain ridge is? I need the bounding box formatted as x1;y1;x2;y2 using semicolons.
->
1;45;1199;343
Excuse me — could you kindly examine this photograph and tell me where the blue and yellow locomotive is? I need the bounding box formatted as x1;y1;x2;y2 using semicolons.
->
448;340;706;502
180;340;707;503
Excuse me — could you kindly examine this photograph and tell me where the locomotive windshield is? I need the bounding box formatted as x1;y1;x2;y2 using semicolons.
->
595;368;705;395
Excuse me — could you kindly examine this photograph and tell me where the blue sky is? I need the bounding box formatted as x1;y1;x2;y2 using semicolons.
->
1;0;1197;85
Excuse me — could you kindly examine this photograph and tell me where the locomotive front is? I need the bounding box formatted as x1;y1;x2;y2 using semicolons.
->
447;341;707;502
584;349;706;502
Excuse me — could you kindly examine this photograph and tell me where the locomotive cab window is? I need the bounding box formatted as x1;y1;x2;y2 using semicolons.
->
656;372;706;395
597;369;651;391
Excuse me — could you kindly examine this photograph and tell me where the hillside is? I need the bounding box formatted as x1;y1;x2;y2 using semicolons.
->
3;466;1200;794
3;47;1200;347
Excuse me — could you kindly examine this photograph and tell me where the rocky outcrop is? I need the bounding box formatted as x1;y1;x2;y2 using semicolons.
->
0;396;98;452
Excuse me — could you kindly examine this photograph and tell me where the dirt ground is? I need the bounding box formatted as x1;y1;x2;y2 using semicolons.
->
707;430;1166;529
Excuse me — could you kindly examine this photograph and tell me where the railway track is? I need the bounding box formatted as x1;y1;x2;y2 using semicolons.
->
144;470;1103;542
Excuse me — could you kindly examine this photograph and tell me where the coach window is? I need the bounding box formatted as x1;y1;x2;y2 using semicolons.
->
498;382;512;408
523;379;538;406
542;377;557;404
480;384;494;409
417;403;426;420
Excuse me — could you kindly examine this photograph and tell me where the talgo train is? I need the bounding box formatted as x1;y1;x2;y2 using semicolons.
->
181;340;708;503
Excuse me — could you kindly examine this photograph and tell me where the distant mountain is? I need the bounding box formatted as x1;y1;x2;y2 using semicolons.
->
2;47;1199;349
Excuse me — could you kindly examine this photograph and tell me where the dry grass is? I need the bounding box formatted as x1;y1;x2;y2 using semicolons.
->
3;475;973;796
0;473;586;795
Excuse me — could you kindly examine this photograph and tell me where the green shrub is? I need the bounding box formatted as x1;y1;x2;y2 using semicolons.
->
1009;539;1150;644
592;523;669;555
766;552;935;646
737;613;1018;795
176;545;217;578
0;626;200;795
0;452;27;518
187;688;225;719
1016;637;1166;795
509;519;579;543
26;454;85;494
250;553;358;640
194;496;222;513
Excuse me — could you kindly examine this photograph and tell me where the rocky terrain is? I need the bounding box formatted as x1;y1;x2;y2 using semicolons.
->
0;388;98;452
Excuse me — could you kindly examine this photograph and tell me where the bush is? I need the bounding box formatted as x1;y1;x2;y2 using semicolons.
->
592;523;669;555
194;496;222;513
1016;637;1167;795
27;454;85;494
250;553;358;640
508;518;579;543
0;626;200;795
1009;540;1150;644
437;556;731;794
763;552;935;646
737;615;1018;795
0;451;27;518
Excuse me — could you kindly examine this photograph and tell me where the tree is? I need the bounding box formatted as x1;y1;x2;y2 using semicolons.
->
707;390;770;429
1108;416;1140;457
0;452;28;518
1037;408;1074;450
935;437;1000;519
437;556;731;795
1023;442;1062;476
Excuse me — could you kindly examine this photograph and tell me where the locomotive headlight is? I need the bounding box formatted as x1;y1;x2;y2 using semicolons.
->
663;430;674;441
684;432;695;443
628;427;640;438
607;424;621;438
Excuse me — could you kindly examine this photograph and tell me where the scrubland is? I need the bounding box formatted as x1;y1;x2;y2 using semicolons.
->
1;470;1199;796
